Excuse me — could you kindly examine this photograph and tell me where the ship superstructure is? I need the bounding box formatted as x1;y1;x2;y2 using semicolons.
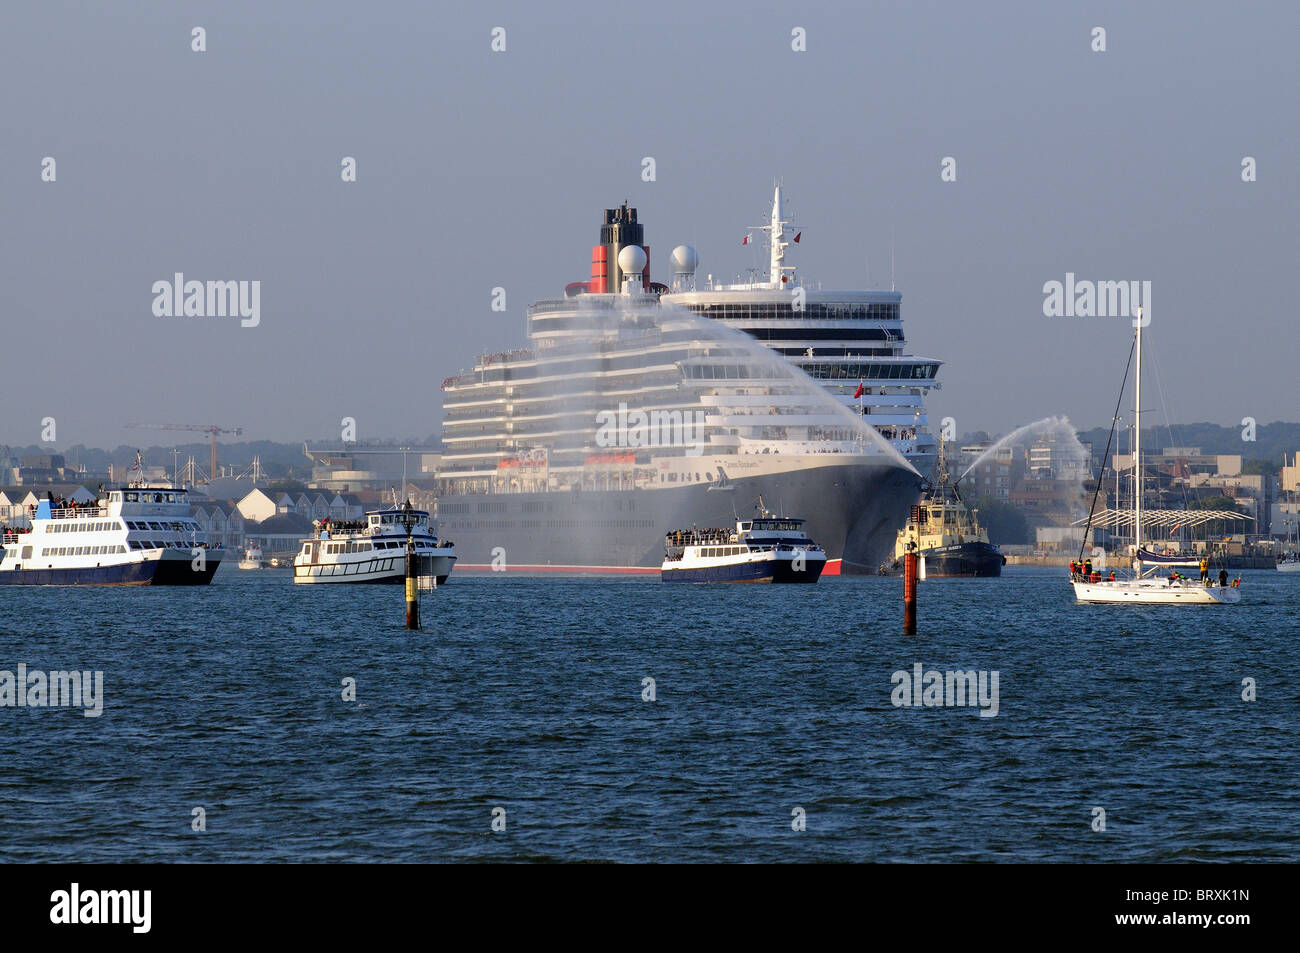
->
663;185;941;469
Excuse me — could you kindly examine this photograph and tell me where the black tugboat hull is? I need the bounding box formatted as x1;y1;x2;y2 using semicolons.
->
920;542;1004;578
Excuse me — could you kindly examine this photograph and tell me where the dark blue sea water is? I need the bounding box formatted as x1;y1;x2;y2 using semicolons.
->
1;566;1296;862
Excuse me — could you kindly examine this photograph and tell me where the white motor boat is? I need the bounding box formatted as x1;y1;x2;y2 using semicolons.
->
237;544;265;570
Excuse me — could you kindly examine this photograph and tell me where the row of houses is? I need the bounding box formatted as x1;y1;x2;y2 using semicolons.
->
233;489;367;524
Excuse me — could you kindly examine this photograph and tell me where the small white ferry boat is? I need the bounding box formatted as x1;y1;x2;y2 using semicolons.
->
237;544;265;570
292;504;457;585
661;506;826;583
0;484;222;586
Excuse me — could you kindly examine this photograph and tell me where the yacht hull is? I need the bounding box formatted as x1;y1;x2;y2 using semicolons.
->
1072;579;1240;604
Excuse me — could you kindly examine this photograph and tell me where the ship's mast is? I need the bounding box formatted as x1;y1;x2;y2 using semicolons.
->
750;183;797;288
769;184;786;285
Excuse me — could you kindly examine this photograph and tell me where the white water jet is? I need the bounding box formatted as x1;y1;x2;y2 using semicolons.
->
548;294;920;474
957;415;1092;519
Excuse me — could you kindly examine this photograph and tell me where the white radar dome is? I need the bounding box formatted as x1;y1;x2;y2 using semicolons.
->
670;245;699;273
617;244;647;276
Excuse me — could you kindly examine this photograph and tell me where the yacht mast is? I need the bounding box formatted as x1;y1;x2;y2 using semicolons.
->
1134;310;1143;557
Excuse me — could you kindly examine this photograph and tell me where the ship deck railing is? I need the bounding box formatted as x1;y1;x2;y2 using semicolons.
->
46;506;110;519
665;529;736;547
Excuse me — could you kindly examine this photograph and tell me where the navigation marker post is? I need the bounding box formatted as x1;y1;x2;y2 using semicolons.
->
398;500;420;630
903;541;918;635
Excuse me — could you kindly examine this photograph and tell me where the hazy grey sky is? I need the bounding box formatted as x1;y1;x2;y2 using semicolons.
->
3;0;1296;450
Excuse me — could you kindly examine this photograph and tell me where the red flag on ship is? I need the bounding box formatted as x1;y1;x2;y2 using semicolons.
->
741;234;751;245
852;381;864;399
793;232;801;243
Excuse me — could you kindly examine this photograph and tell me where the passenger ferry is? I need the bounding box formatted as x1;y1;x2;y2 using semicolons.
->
292;505;457;584
0;485;222;585
662;505;826;583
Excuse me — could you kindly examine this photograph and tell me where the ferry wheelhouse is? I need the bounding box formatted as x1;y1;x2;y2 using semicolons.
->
292;506;457;584
0;485;222;586
662;507;826;583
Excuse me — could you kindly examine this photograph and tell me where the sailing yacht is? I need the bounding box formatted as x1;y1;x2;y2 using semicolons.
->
1072;310;1240;605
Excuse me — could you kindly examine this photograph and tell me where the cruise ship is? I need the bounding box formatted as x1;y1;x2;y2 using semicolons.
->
435;189;932;574
0;486;223;585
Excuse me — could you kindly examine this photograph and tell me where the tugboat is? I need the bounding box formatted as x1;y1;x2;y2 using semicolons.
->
292;502;457;585
884;440;1004;578
661;499;826;583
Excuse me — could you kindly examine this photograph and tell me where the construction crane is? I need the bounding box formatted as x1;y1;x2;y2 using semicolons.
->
125;424;243;482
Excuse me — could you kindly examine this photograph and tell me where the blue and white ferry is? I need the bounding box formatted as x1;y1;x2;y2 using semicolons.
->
0;485;222;586
661;508;826;584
